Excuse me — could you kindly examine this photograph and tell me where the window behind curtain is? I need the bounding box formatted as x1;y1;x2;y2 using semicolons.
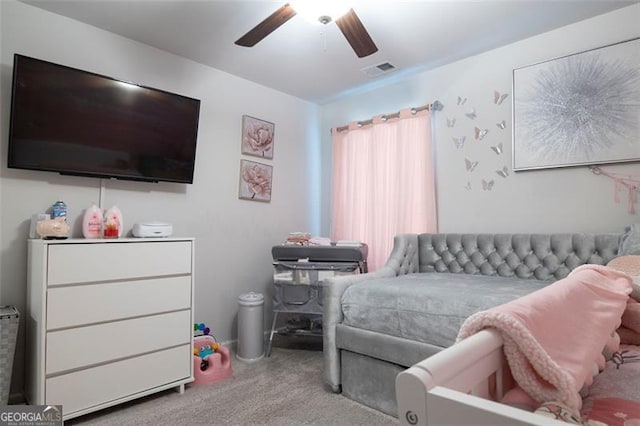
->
331;108;438;271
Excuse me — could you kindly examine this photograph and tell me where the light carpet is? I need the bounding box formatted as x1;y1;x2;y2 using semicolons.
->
66;347;397;425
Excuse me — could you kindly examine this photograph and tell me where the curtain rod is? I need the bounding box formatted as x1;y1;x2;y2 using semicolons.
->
334;100;443;133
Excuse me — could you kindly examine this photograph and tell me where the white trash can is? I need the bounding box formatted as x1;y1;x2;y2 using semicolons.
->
237;292;264;362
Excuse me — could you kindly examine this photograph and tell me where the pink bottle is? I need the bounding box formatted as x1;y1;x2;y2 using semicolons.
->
103;206;124;238
82;204;102;238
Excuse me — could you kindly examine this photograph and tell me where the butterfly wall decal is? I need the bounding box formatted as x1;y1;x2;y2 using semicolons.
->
494;90;508;105
465;158;479;172
457;96;467;106
482;179;495;191
474;127;488;140
490;143;503;155
496;166;509;178
496;120;506;129
453;136;466;149
464;181;472;191
465;108;477;120
447;117;456;128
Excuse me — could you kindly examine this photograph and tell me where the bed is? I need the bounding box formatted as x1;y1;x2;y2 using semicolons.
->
396;260;640;426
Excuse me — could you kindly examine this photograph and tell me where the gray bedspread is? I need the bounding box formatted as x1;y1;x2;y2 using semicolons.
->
341;272;551;347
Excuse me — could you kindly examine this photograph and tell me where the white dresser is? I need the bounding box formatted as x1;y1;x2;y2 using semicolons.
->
25;238;194;420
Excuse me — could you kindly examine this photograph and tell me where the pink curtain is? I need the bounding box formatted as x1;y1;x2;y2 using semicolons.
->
331;108;438;271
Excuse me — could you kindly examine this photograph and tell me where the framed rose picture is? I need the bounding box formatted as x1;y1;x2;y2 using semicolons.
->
241;115;275;159
238;159;272;202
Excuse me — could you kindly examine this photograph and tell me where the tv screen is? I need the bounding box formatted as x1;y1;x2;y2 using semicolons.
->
8;54;200;184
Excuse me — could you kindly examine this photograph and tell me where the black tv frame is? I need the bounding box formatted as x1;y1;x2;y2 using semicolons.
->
7;54;201;184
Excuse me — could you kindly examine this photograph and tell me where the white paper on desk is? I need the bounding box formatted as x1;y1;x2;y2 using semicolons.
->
336;240;361;247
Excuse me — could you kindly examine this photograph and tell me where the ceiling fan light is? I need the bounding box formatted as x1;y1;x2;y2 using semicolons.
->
290;1;352;24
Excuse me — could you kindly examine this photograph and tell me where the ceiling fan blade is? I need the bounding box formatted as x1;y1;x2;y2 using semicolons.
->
235;4;297;47
335;9;378;58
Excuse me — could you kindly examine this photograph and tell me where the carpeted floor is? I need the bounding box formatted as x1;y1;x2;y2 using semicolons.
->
65;346;397;425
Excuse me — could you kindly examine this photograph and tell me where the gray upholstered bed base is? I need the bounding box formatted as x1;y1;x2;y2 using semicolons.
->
338;325;442;416
341;350;405;416
323;232;622;416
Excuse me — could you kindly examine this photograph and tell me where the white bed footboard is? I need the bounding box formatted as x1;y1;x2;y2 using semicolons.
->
396;329;565;426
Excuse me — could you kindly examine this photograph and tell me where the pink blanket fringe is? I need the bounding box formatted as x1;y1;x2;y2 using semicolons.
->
457;264;632;412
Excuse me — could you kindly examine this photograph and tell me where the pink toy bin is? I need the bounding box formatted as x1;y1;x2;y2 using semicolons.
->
191;335;232;385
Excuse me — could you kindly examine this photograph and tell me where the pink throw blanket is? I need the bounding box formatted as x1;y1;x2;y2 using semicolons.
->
456;264;632;412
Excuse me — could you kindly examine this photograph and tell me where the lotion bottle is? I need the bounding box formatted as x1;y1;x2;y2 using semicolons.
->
82;204;102;238
104;205;124;238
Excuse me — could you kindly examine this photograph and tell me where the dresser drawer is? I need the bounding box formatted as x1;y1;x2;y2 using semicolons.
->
46;345;191;415
47;276;192;329
47;241;192;286
46;310;191;375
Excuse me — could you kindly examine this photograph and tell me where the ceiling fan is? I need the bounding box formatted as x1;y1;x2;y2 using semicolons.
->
235;3;378;58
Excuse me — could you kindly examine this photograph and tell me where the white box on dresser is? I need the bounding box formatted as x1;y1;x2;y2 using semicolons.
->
26;238;195;420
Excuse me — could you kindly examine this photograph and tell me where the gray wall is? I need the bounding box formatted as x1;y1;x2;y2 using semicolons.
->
0;0;320;399
320;4;640;236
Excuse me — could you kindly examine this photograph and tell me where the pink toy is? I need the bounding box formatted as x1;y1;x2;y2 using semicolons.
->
191;335;232;385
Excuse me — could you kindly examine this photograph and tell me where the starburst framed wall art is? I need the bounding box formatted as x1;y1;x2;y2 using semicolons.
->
512;37;640;171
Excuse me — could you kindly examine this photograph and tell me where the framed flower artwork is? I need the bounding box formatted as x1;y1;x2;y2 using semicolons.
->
241;115;275;159
238;159;272;202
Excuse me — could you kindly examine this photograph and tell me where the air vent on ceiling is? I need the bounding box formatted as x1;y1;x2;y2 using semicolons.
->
361;62;396;78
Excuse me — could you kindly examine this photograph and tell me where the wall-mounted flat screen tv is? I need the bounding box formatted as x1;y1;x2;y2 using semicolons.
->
8;54;200;184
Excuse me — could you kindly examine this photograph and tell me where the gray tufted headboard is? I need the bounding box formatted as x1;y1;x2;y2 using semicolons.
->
418;233;622;281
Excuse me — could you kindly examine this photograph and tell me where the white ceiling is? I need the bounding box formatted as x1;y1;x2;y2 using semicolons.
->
21;0;637;104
